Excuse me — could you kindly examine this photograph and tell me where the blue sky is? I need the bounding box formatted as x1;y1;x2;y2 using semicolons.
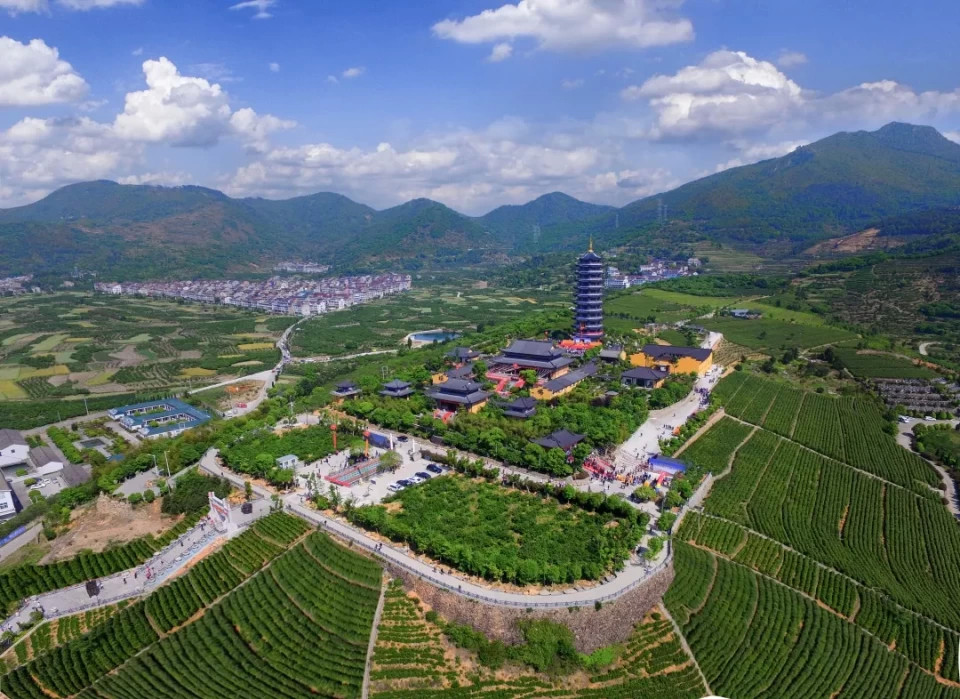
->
1;0;958;213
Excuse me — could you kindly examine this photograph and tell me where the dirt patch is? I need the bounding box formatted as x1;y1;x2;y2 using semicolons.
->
385;561;674;653
804;228;905;256
42;494;181;562
109;344;143;366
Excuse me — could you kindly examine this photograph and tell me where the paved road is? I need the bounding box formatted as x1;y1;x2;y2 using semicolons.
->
1;516;218;632
198;448;677;607
0;524;44;563
918;342;937;356
896;417;960;517
619;367;724;465
293;349;399;364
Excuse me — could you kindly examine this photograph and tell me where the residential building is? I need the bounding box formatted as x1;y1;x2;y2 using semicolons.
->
425;379;490;414
574;242;604;338
621;367;667;389
0;475;16;520
630;345;713;376
28;446;64;476
379;379;414;399
530;362;597;401
0;429;29;469
275;454;299;470
490;340;573;380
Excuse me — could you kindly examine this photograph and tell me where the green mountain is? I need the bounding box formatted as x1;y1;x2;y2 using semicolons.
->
3;122;960;278
607;122;960;253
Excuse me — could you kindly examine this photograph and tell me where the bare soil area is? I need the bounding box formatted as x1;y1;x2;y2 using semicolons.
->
41;494;181;562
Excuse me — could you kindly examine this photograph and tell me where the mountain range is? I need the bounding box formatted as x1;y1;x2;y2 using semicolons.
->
2;122;960;279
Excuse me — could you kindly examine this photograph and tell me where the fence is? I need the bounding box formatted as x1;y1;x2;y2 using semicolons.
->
286;502;672;609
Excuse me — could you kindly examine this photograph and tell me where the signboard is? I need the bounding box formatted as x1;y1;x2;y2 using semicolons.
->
208;491;231;532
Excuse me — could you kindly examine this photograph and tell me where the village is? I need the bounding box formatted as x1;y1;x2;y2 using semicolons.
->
95;272;412;316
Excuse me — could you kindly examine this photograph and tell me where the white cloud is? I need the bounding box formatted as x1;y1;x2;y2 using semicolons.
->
487;42;513;62
712;139;808;173
229;0;275;19
623;49;805;138
113;57;292;148
624;49;960;140
944;130;960;144
432;0;693;54
0;0;46;13
342;66;365;79
222;119;618;213
229;107;295;153
0;116;141;204
57;0;143;9
777;50;807;68
561;78;583;89
268;62;280;72
189;62;241;83
326;75;339;85
132;46;143;56
116;170;192;186
0;36;89;106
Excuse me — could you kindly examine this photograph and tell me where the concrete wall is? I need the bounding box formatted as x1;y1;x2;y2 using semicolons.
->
385;561;675;653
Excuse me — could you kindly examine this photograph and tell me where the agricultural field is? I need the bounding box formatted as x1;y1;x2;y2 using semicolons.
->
0;292;290;405
716;372;939;495
834;348;938;379
664;543;960;699
701;316;857;353
0;514;381;699
348;474;643;586
666;369;960;695
604;288;744;333
292;283;565;357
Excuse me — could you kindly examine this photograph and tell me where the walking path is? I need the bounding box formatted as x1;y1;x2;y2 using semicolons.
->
660;604;711;695
896;417;960;517
361;582;387;699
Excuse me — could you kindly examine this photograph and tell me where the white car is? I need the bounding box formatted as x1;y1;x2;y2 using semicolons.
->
407;475;424;485
37;479;51;488
924;416;937;422
387;483;404;493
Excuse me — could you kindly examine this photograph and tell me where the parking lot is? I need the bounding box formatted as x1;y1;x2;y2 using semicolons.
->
290;439;448;507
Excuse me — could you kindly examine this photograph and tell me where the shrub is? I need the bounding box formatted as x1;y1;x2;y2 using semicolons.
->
24;478;38;487
142;490;155;503
127;492;143;505
15;469;27;477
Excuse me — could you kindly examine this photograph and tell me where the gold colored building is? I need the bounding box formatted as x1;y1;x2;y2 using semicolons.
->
629;344;713;376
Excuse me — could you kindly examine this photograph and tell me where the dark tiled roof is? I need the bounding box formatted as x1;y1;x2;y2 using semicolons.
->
540;362;597;393
503;339;560;358
641;344;712;362
61;461;92;487
446;363;475;379
425;378;490;406
446;347;479;360
533;429;585;451
0;429;26;451
29;446;61;467
382;379;411;390
622;367;665;381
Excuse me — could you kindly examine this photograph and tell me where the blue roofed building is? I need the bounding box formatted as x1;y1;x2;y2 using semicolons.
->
108;398;211;439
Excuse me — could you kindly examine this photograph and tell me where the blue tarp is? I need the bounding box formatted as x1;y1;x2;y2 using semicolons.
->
650;456;687;473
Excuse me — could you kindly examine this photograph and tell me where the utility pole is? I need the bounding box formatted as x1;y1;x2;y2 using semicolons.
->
163;451;171;479
83;396;89;416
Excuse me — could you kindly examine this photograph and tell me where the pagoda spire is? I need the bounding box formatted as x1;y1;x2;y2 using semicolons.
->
588;236;593;252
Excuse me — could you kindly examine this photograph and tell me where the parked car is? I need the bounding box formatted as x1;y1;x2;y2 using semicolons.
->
415;471;432;480
924;415;937;421
397;479;413;488
396;435;409;442
426;463;444;474
407;475;424;485
387;483;404;493
898;415;911;423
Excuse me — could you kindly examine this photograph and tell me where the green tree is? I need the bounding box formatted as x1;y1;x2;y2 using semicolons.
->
632;485;656;502
244;480;253;501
